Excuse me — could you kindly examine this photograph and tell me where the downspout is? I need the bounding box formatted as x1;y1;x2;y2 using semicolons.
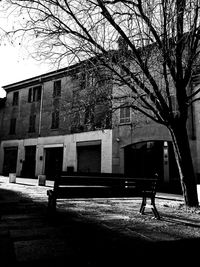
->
37;78;44;176
38;78;44;137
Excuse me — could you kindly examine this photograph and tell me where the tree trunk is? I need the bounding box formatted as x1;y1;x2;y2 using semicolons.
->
168;121;199;207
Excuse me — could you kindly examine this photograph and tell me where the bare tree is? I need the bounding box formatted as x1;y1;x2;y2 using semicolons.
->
3;0;200;206
61;61;112;133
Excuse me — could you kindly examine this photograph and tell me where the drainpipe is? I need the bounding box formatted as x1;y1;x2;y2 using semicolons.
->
37;79;44;177
38;78;44;137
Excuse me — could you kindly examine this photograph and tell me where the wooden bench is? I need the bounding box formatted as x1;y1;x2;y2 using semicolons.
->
47;172;160;219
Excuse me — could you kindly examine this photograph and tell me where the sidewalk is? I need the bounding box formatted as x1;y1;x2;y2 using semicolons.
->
0;175;199;266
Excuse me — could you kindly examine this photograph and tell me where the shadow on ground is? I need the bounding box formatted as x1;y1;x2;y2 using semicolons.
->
0;187;199;266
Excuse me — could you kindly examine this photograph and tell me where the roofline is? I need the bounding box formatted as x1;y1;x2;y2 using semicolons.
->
2;54;101;92
2;42;160;92
2;62;81;92
2;51;114;92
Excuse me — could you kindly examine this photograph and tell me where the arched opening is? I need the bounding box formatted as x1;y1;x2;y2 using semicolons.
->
124;141;164;178
124;141;180;193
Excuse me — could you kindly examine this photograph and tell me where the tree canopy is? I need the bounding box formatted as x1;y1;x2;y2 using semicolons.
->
2;0;200;124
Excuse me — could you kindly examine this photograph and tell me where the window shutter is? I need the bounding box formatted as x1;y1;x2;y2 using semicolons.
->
28;88;32;102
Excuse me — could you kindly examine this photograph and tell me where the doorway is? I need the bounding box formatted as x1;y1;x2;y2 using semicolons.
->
21;146;36;178
124;141;164;179
44;147;63;180
3;147;18;176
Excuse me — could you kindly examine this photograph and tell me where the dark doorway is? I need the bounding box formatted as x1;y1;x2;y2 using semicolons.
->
77;145;101;173
21;146;36;178
44;147;63;180
3;147;18;176
124;141;164;179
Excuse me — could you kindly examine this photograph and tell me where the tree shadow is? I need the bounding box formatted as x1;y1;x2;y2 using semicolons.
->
160;213;200;228
0;187;199;266
45;209;200;266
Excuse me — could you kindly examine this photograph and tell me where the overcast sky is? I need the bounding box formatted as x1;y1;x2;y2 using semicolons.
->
0;6;54;99
0;43;52;98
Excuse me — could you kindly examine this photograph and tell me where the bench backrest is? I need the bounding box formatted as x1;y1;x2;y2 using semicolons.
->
54;173;158;196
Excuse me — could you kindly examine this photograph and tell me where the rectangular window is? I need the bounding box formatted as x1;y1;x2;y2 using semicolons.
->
28;115;36;133
9;118;16;134
120;106;131;124
51;110;59;129
53;80;61;97
12;91;19;106
28;88;32;103
33;86;42;101
28;86;42;102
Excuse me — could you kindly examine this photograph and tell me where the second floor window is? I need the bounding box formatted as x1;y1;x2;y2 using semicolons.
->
28;86;42;102
51;110;59;129
12;91;19;106
28;115;36;133
120;106;131;124
9;118;16;134
53;80;61;97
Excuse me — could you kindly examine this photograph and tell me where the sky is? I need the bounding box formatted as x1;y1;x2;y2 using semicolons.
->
0;43;52;98
0;3;54;98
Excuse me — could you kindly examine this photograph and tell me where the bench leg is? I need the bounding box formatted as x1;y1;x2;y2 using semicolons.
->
151;197;160;220
140;196;160;220
140;196;146;215
47;192;56;214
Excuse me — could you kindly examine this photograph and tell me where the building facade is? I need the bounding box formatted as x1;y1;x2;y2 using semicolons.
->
0;63;112;180
0;58;200;191
111;78;200;191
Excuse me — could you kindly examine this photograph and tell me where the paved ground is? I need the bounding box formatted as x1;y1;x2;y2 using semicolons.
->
0;175;200;266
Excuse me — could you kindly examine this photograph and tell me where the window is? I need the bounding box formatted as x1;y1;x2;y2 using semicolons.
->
84;105;94;125
28;115;36;133
28;86;42;102
51;110;59;129
120;106;131;124
12;92;19;106
9;118;16;134
53;80;61;97
28;88;32;102
34;86;42;101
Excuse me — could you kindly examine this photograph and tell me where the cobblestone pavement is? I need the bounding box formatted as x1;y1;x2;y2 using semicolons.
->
0;176;200;266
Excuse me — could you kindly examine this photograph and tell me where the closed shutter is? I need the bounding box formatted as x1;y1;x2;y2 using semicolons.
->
77;144;101;173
